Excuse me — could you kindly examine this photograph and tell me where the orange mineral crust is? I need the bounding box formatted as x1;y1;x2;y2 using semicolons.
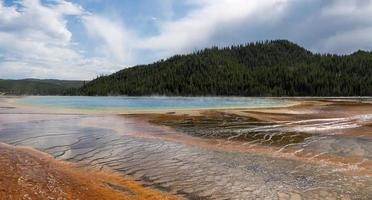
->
0;143;178;200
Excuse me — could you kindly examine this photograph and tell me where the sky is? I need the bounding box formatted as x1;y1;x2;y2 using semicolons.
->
1;0;372;80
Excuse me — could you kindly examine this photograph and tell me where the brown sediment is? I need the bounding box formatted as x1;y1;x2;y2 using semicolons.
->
98;116;371;177
279;148;372;176
240;101;372;139
240;99;372;122
118;99;372;175
0;142;179;200
139;111;313;146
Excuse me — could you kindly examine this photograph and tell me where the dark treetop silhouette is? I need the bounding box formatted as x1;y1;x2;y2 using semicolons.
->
77;40;372;96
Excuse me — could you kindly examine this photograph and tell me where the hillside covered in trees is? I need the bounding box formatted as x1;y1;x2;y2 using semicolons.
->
77;40;372;96
0;79;85;95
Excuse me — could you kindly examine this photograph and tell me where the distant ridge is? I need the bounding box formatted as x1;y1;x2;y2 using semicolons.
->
0;79;85;95
76;40;372;96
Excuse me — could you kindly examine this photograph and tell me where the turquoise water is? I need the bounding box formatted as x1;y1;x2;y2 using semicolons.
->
17;96;289;110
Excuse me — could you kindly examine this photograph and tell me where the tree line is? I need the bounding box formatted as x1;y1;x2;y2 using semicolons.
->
71;40;372;96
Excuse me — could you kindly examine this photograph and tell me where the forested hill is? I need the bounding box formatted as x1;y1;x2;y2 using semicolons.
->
0;79;85;95
78;40;372;96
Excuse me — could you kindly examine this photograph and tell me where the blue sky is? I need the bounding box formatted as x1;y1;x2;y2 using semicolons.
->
1;0;372;80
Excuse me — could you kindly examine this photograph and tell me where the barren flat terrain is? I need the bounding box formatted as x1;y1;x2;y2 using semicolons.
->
0;97;371;199
0;143;177;200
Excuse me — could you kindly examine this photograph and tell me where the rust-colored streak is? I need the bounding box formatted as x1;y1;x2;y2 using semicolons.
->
0;143;179;200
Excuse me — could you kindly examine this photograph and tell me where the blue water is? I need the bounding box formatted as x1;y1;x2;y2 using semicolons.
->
17;96;289;110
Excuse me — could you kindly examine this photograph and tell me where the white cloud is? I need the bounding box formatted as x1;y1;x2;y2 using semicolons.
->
317;27;372;54
0;0;121;79
138;0;289;53
321;0;372;17
82;14;136;63
0;1;20;23
136;0;372;56
1;0;372;80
